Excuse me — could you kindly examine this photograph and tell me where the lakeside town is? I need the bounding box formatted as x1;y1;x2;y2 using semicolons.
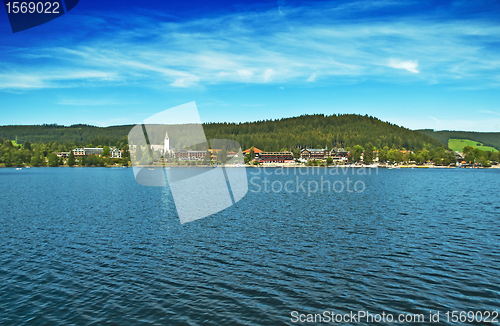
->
1;132;498;168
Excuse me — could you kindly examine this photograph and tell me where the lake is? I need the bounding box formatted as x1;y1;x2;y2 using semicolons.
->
1;167;499;325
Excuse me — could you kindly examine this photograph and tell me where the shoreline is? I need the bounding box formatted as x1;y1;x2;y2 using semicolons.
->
2;164;499;169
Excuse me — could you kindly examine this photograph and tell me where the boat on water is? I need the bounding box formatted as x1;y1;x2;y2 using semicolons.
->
16;167;22;170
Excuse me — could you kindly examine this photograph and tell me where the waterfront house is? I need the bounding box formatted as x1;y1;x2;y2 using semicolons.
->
55;152;70;158
329;148;349;163
242;147;263;157
257;151;294;163
175;149;208;161
110;148;122;159
300;148;329;160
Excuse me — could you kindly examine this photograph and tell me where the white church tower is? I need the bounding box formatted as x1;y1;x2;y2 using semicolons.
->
164;131;170;154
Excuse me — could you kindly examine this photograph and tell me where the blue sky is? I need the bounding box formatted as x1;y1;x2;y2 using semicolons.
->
1;0;500;131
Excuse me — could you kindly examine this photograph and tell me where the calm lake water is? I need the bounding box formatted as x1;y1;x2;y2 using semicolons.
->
1;167;499;325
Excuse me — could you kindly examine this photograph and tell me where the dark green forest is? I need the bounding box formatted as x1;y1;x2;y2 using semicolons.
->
0;124;133;147
203;114;444;151
416;129;500;151
1;114;445;152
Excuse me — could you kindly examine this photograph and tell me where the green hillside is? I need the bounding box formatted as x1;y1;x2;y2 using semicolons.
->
0;124;133;147
416;129;500;151
0;114;444;151
448;139;498;152
203;114;444;151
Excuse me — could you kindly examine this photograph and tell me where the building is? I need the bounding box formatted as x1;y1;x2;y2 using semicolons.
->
300;148;329;160
55;152;70;158
242;147;263;157
454;151;466;164
84;148;104;156
164;131;170;153
207;148;221;161
175;150;208;161
257;152;294;163
72;147;120;157
163;131;175;158
150;145;164;152
110;148;122;158
330;148;349;162
227;151;238;158
72;148;86;157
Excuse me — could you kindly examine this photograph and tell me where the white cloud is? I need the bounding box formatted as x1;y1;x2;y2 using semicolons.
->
1;1;500;90
57;98;129;106
237;69;254;80
387;58;420;73
479;110;500;117
428;116;441;124
0;70;117;90
263;68;275;82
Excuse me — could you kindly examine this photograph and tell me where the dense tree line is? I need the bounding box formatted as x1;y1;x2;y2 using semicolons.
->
204;114;444;152
0;138;130;167
0;124;132;146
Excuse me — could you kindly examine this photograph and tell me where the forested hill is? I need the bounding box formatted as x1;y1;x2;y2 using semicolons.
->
0;114;444;151
203;114;444;151
0;124;134;147
416;129;500;151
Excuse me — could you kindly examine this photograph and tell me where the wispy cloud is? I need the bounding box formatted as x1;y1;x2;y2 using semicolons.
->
0;70;118;90
429;116;441;124
57;98;130;106
387;58;419;73
479;110;500;116
1;1;500;90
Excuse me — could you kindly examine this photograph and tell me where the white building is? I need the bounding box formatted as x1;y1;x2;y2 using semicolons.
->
164;131;170;153
110;148;122;158
164;131;174;158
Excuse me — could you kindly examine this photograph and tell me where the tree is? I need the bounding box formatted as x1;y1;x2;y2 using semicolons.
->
463;146;475;163
387;149;403;163
47;153;60;167
415;149;429;164
30;151;43;167
12;151;24;167
134;147;143;164
363;142;374;164
378;146;389;163
218;150;228;164
326;157;333;165
23;140;31;151
102;146;111;157
67;151;76;167
244;148;255;164
350;145;363;163
2;152;12;167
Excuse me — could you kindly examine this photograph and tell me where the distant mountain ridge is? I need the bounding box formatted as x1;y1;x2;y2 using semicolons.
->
0;114;445;151
415;129;500;151
0;124;134;147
